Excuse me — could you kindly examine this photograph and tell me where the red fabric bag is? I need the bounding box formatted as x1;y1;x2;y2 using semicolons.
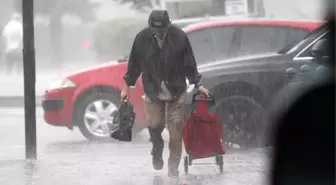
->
182;93;225;160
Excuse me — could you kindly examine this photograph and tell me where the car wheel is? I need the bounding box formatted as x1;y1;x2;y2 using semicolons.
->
214;95;267;149
75;91;142;141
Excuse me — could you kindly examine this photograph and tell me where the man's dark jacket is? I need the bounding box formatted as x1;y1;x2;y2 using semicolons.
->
123;25;201;101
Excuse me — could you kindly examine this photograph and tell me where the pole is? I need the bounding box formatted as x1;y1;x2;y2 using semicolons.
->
22;0;37;159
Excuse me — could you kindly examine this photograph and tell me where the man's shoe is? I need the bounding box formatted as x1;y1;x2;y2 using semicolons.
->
151;146;164;170
149;127;164;170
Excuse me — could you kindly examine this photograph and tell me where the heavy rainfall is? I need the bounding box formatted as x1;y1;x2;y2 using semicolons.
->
0;0;331;185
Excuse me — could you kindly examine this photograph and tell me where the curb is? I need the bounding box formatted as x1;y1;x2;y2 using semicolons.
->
0;96;43;107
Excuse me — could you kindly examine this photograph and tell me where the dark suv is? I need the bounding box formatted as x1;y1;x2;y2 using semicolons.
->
192;23;329;148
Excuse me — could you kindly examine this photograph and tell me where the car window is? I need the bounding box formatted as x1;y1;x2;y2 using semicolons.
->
280;24;327;54
285;27;311;45
236;26;308;57
187;26;236;64
296;31;330;58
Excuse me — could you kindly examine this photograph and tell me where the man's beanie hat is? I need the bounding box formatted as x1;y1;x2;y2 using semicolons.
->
148;10;171;28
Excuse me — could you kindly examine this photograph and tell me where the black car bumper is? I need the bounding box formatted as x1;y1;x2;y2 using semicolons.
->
42;99;64;111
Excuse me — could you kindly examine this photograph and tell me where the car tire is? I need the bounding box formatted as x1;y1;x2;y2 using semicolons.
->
74;91;142;141
214;95;268;149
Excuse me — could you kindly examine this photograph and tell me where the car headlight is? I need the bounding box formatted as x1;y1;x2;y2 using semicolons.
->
47;78;76;91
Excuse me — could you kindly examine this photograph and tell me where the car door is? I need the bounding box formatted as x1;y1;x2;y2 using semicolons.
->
187;26;240;65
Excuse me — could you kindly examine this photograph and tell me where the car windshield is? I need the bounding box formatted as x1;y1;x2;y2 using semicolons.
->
277;24;327;54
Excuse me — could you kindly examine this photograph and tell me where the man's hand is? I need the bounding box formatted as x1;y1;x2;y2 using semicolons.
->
197;85;210;97
120;85;130;101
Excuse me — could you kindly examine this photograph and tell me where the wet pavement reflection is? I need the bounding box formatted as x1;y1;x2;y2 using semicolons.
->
0;108;268;185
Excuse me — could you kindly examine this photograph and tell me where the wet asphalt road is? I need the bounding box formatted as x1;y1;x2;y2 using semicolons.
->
0;107;269;185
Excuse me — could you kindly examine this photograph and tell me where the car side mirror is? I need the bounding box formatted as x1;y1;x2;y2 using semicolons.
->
309;39;328;59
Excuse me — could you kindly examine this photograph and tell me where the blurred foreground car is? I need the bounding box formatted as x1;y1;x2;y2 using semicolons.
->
42;19;320;141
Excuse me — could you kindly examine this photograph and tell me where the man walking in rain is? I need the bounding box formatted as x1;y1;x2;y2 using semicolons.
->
121;10;209;177
2;13;23;75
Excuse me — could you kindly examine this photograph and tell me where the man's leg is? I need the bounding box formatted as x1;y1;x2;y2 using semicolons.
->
166;98;185;177
145;98;165;170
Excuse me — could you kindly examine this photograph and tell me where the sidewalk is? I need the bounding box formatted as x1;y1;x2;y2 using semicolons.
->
0;74;58;96
0;148;267;185
0;146;266;185
0;61;101;107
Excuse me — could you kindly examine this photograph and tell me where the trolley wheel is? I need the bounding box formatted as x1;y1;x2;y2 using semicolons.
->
184;156;189;174
218;155;224;173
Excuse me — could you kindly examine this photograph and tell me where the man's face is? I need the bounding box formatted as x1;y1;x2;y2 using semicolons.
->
150;27;168;40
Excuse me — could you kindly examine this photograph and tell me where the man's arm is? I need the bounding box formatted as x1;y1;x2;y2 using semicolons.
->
2;23;9;38
123;34;142;87
183;34;202;87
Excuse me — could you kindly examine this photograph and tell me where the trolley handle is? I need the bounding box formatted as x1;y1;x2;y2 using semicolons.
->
191;92;215;106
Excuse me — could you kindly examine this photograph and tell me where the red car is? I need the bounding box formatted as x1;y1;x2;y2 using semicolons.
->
42;19;320;140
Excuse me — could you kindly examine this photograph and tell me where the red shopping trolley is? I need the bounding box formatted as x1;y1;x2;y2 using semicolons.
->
182;92;226;174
